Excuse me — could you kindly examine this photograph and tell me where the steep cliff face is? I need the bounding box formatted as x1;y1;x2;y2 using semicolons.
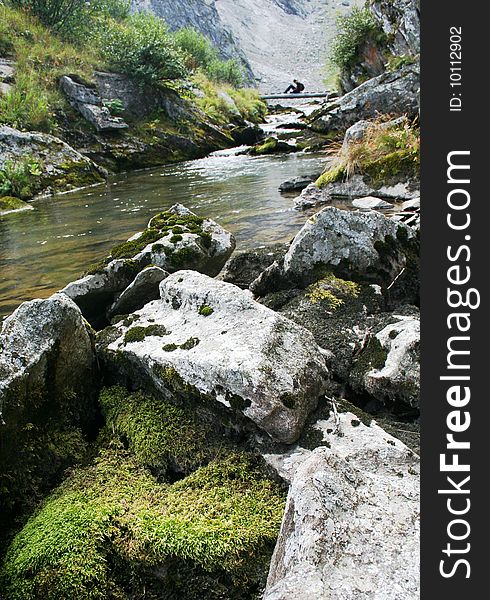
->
132;0;362;93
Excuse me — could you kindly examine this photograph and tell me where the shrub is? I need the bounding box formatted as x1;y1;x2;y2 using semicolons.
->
98;13;187;85
329;6;384;71
0;156;43;199
173;27;243;87
9;0;88;31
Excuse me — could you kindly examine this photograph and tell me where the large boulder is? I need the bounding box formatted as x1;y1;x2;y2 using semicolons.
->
97;271;330;444
263;411;420;600
251;207;419;304
309;63;419;136
0;293;98;529
350;315;420;408
62;204;235;328
0;125;105;199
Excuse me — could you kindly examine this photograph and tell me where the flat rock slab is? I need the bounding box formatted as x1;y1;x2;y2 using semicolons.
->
263;412;419;600
98;270;330;444
352;196;394;210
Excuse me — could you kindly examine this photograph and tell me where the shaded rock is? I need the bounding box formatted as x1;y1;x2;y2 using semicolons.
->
351;315;420;408
98;270;330;444
230;122;264;146
62;204;235;328
0;293;98;529
341;119;372;149
0;81;12;96
352;196;394;210
60;75;128;132
249;136;297;155
261;276;385;382
62;259;142;329
309;63;419;135
220;243;289;289
279;175;318;193
108;266;169;318
0;125;105;199
251;207;419;300
263;412;419;600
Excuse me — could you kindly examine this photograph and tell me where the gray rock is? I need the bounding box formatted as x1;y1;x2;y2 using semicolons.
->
309;63;420;135
98;270;330;444
220;243;289;289
352;196;394;210
283;207;415;286
341;119;372;150
109;266;169;318
0;82;12;96
62;204;235;327
401;198;420;211
351;316;420;408
295;175;419;210
0;125;105;198
263;412;420;600
0;293;98;520
60;75;128;132
0;58;15;83
371;0;420;56
62;259;142;329
279;175;318;193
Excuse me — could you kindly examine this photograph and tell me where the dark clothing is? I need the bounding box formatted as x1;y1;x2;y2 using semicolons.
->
284;81;305;94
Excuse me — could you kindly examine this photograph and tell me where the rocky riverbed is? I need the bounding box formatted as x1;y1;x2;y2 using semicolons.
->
0;1;420;597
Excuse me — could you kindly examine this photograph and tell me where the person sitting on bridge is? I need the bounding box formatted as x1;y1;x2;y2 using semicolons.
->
284;79;305;94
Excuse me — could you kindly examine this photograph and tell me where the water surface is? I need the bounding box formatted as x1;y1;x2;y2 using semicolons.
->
0;149;326;317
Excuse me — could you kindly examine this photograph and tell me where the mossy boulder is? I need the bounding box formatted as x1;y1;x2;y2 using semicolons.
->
0;125;105;199
249;137;296;156
0;196;33;215
0;447;285;600
97;270;330;444
251;207;419;306
0;293;99;540
62;204;235;329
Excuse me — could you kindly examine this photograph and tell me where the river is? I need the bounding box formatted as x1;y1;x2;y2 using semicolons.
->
0;145;326;318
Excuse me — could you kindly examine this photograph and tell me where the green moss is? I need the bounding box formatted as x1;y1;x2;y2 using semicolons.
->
363;148;419;186
99;386;219;473
0;196;30;212
111;228;162;260
123;324;168;344
162;343;179;352
1;449;285;599
170;234;183;243
180;337;200;350
316;164;345;187
251;137;277;155
198;305;214;317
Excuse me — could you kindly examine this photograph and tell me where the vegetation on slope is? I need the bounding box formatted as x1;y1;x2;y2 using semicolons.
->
316;117;420;188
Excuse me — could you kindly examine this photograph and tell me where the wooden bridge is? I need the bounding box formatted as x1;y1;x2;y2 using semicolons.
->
260;93;331;100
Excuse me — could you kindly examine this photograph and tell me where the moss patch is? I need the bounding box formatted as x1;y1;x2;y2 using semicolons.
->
0;449;285;599
123;324;168;344
0;196;31;213
198;305;214;317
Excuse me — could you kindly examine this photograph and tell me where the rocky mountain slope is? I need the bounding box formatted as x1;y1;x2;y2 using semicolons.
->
132;0;363;92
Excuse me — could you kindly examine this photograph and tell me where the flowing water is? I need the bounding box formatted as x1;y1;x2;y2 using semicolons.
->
0;146;327;318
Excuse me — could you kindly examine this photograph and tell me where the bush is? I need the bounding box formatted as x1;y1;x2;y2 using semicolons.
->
0;156;43;199
173;27;243;87
98;13;187;85
9;0;88;31
329;6;384;71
